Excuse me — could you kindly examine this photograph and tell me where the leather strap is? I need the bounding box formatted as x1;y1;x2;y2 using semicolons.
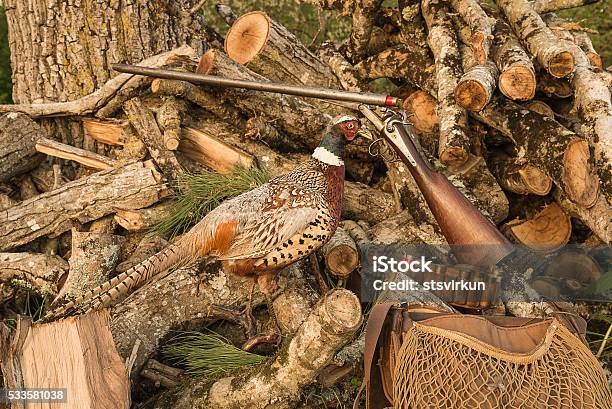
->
353;302;397;409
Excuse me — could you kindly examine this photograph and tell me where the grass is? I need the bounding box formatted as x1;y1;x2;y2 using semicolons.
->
150;165;269;239
163;331;266;376
587;313;612;362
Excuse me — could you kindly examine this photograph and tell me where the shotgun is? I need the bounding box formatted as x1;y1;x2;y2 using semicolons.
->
111;64;400;107
359;105;513;267
111;64;513;267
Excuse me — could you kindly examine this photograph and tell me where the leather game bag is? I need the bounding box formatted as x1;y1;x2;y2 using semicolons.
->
357;303;612;409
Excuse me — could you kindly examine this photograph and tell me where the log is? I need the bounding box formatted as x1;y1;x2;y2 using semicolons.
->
83;118;130;146
0;161;166;251
496;0;574;78
1;311;130;409
224;11;340;88
487;5;537;101
403;90;439;133
0;113;44;183
449;0;493;65
532;0;600;13
110;265;266;377
455;60;499;112
187;119;396;224
475;97;600;208
179;126;255;172
320;227;359;278
35;137;116;170
342;0;385;63
124;98;183;181
552;24;612;198
114;201;174;232
572;30;604;68
354;45;437;94
0;45;198;118
169;290;362;409
54;229;122;303
215;4;239;26
397;0;431;51
524;100;556;118
0;252;67;302
502;202;571;252
318;42;363;91
422;0;472;169
555;190;611;243
151;79;245;127
488;151;553;195
155;97;184;151
537;70;573;97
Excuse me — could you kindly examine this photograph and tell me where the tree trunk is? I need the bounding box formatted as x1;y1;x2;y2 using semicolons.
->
3;0;210;149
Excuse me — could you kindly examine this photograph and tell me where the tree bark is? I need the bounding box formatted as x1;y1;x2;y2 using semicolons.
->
488;151;553;195
0;113;44;183
532;0;600;13
555;190;611;243
0;252;67;302
124;98;183;182
422;0;472;169
54;230;123;303
0;161;166;251
156;97;185;151
455;59;499;112
496;0;575;78
355;45;437;95
487;5;537;101
572;31;604;68
449;0;493;65
475;97;600;208
114;201;174;232
342;0;385;63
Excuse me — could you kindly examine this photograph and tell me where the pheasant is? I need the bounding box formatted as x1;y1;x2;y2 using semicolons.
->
44;115;368;323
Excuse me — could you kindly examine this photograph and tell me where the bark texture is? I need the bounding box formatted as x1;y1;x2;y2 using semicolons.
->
0;161;165;251
0;252;67;302
496;0;575;78
0;113;44;183
343;0;385;62
449;0;493;65
488;152;553;195
422;0;472;169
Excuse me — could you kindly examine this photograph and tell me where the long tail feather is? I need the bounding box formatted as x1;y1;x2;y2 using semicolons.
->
43;241;191;321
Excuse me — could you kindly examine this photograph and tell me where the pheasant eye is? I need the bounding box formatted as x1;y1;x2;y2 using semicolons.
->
346;123;355;129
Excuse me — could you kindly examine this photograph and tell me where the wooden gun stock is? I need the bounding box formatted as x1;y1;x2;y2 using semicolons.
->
361;107;513;267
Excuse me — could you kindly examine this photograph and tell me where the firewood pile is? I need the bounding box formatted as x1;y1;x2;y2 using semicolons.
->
0;0;610;407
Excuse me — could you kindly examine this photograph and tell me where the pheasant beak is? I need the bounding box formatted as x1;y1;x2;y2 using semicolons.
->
357;126;374;140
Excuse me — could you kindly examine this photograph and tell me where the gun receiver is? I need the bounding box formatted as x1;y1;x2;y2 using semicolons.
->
359;105;513;268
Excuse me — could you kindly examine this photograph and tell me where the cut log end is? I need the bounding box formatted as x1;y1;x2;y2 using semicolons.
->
524;100;555;119
563;139;600;208
439;147;470;171
403;90;439;133
518;166;553;196
548;50;575;78
322;289;362;333
503;202;571;253
454;79;488;112
586;52;603;69
498;64;536;101
224;11;271;65
196;50;217;75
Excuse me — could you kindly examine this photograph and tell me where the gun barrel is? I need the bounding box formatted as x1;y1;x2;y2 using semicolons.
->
112;64;400;107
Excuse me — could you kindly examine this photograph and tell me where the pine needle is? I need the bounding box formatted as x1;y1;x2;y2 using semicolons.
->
163;331;266;376
150;165;269;239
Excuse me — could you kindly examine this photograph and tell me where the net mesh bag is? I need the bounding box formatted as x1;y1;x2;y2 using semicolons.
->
393;318;612;408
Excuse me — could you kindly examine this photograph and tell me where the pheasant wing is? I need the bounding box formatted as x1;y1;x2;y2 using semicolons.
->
218;181;322;260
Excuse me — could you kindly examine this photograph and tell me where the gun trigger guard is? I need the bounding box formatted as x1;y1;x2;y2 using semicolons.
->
367;138;401;163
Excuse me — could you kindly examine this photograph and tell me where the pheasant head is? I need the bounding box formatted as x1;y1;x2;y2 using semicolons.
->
312;115;368;166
